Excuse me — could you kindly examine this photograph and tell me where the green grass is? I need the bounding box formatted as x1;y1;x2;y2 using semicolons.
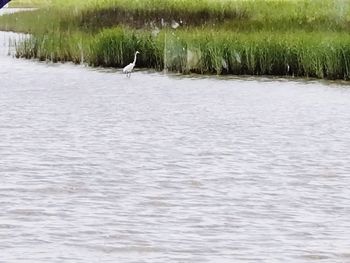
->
2;0;350;79
5;0;350;33
9;0;51;7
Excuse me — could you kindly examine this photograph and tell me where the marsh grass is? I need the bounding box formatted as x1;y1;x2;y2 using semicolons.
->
2;0;350;79
4;0;350;32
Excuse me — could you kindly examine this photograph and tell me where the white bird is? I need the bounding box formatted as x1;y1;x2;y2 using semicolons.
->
171;20;180;29
123;51;140;77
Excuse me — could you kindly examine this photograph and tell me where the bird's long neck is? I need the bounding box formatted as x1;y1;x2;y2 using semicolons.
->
132;52;138;65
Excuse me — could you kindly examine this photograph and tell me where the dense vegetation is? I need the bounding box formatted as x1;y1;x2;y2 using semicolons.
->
2;0;350;79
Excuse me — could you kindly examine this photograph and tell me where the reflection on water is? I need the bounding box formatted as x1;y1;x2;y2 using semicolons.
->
1;31;350;263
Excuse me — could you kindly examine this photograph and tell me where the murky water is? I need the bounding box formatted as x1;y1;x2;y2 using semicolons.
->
1;29;350;263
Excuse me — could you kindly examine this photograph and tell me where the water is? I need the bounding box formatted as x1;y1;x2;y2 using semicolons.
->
1;30;350;263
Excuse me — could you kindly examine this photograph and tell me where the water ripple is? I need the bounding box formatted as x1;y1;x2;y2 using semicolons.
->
1;31;350;262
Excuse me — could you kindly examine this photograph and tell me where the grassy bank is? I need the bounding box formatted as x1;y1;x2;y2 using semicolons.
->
15;28;350;79
1;0;350;79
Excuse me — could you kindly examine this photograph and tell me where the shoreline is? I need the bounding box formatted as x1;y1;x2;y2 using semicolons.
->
2;29;350;87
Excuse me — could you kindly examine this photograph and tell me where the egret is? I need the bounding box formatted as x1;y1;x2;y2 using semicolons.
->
123;51;140;77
